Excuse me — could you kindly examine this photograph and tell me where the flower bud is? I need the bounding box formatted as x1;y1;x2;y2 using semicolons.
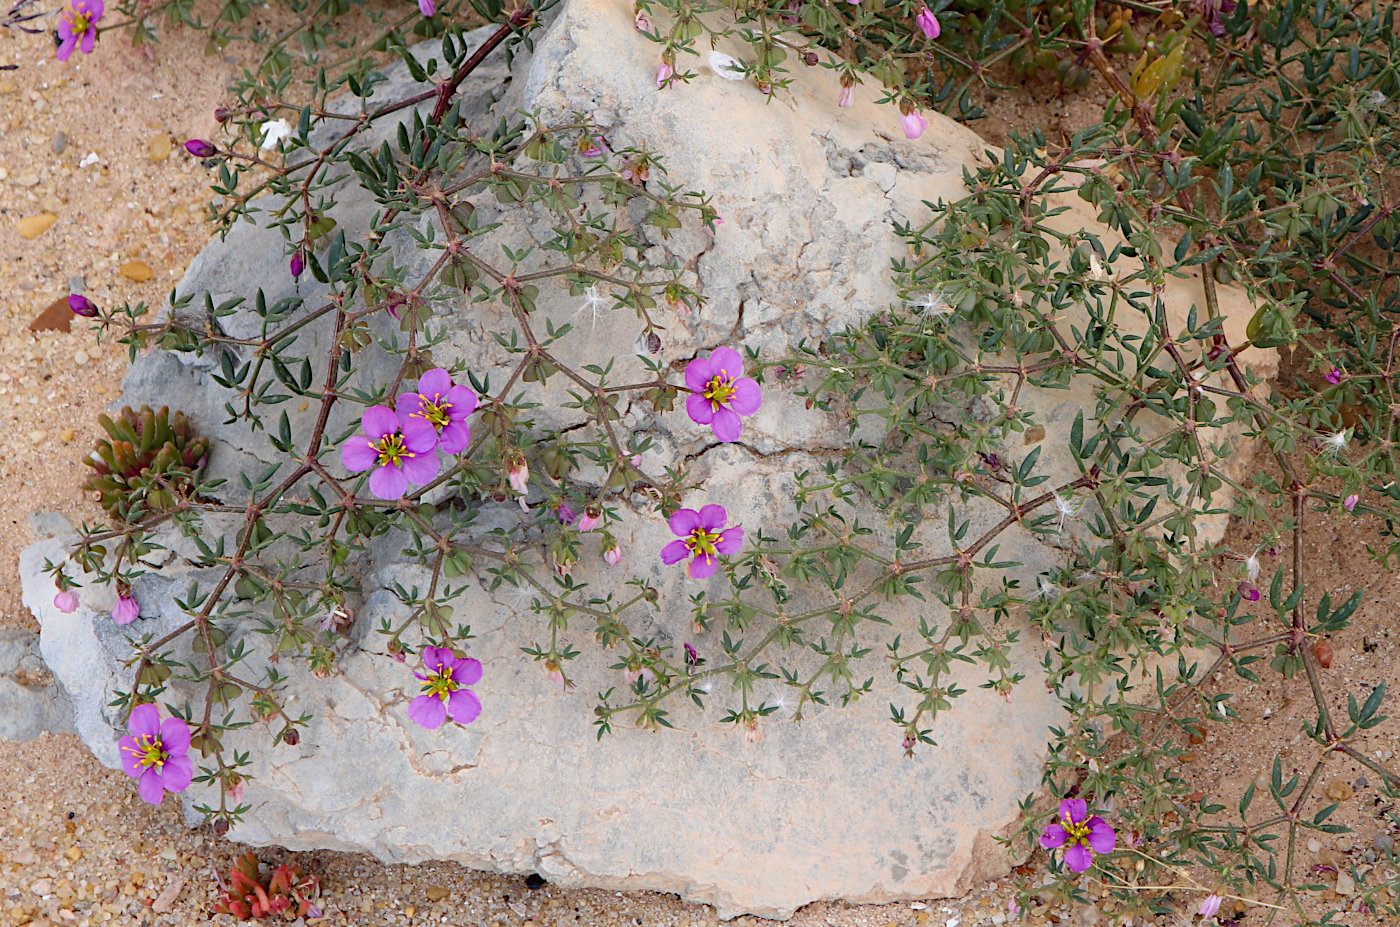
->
577;508;601;532
915;6;941;40
54;590;78;613
184;139;217;158
112;594;139;626
603;546;623;566
290;250;304;279
656;62;674;89
281;728;300;746
68;294;98;317
901;110;928;140
213;818;230;837
838;84;854;108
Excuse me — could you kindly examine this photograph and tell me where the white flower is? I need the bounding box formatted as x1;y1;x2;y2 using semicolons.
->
1051;490;1081;533
259;118;294;151
707;51;747;81
1324;428;1350;452
1241;552;1261;583
574;286;609;329
1088;253;1107;281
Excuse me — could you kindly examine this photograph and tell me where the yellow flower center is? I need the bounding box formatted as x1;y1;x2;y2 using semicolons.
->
1061;813;1091;846
420;667;460;702
122;734;168;772
703;371;736;410
373;432;413;468
63;8;92;35
685;526;723;560
414;394;453;431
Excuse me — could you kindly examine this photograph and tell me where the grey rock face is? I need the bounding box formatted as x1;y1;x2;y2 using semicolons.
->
0;629;76;742
21;0;1273;918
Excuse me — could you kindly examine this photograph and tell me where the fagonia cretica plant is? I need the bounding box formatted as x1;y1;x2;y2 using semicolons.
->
33;0;1400;923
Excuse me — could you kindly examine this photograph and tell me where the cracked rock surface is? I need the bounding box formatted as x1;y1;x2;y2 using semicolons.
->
19;0;1274;918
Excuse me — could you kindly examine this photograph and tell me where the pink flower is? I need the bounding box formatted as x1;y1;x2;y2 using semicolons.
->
112;593;139;625
577;508;601;532
290;250;304;279
1039;798;1116;872
56;0;103;62
578;134;609;157
68;294;98;317
684;347;763;442
657;62;674;89
603;544;623;566
407;647;483;729
1239;583;1261;601
634;10;652;31
838;84;854;108
1009;900;1022;919
54;590;78;613
1199;895;1223;919
902;110;928;139
417;0;436;16
396;367;477;455
342;405;439;500
545;661;566;687
184;139;217;158
118;704;193;805
1325;367;1343;384
1344;493;1359;512
915;5;941;39
660;504;744;579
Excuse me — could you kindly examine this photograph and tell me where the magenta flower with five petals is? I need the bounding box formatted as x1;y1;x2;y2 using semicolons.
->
407;647;483;729
342;405;439;500
118;703;194;805
1040;798;1116;872
56;0;103;62
396;368;477;455
684;347;762;442
660;504;744;579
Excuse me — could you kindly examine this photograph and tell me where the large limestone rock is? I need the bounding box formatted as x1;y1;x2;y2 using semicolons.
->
21;0;1274;918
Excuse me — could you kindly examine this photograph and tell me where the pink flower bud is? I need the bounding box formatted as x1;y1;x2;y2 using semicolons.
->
657;62;674;89
577;509;600;532
417;0;436;16
1325;367;1343;384
603;545;623;566
629;454;643;467
838;84;854;108
915;6;941;39
545;661;566;688
1198;895;1223;919
54;590;78;613
290;250;304;278
1344;493;1359;512
112;593;139;625
68;294;98;317
184;139;217;158
634;10;652;31
902;110;928;140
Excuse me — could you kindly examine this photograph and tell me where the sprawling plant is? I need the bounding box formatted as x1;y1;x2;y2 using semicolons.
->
25;0;1400;923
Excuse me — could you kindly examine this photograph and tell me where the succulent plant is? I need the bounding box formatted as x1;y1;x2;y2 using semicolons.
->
211;851;321;920
82;405;208;520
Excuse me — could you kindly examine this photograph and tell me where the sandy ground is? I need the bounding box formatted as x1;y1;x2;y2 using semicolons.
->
1;7;1397;927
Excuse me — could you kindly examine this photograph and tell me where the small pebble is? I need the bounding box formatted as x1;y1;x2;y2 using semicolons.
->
1375;834;1396;854
1326;780;1354;801
74;350;89;365
52;131;68;155
148;134;172;162
17;214;58;239
425;886;450;902
120;261;154;282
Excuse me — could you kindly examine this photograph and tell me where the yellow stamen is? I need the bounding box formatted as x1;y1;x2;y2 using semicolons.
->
703;370;737;411
121;733;168;772
374;432;414;468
